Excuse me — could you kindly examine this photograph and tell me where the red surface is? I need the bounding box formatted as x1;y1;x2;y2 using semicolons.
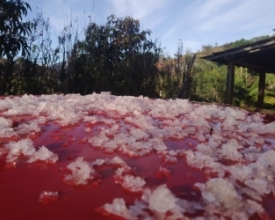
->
0;120;207;220
0;114;275;219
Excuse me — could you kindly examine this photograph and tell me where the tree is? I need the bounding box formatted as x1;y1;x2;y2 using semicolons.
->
0;0;31;59
71;15;161;96
0;0;31;95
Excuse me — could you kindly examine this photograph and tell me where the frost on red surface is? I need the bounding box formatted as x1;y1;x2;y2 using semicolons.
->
155;166;171;179
39;191;59;204
63;157;94;186
0;93;275;219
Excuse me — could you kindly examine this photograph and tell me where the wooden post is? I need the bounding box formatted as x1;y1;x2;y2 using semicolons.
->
225;62;235;105
257;71;266;108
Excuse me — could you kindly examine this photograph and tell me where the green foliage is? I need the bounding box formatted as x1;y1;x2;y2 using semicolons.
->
192;59;227;102
67;15;161;96
0;0;32;95
247;73;275;108
0;12;162;97
226;35;270;49
0;0;31;59
228;38;249;49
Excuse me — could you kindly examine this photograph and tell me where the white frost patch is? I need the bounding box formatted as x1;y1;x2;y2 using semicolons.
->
149;185;177;214
220;139;243;161
119;174;146;192
196;178;242;211
91;158;107;166
4;138;36;163
15;121;40;135
64;157;94;185
27;146;58;163
4;139;58;164
0;117;16;137
244;179;270;196
246;199;264;214
110;156;130;169
227;164;252;182
111;157;145;192
39;191;59;204
258;150;275;168
103;198;131;219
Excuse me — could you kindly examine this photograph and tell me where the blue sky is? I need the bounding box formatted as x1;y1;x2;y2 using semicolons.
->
24;0;275;56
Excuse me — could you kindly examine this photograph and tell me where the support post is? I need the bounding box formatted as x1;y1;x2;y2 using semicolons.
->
257;71;266;108
225;62;235;105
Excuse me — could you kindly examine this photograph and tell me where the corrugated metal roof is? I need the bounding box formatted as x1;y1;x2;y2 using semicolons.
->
202;36;275;73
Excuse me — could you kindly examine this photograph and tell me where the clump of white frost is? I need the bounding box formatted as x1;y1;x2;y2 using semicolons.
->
258;149;275;168
91;158;107;166
27;146;58;163
39;191;59;204
103;185;183;219
103;198;131;219
244;179;270;195
15;121;40;135
149;184;178;214
220;138;243;161
195;178;242;211
111;156;145;192
4;138;36;162
4;139;58;164
119;174;146;192
64;157;94;185
0;117;16;137
227;164;253;182
110;156;130;169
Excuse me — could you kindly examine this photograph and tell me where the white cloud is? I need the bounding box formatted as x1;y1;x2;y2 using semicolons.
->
195;0;237;20
108;0;167;19
196;0;275;32
107;0;169;28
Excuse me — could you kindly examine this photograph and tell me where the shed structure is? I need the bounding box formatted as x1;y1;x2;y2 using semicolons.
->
202;36;275;108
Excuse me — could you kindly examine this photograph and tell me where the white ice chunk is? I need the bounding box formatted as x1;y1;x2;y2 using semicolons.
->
244;179;270;195
185;150;217;170
257;150;275;168
120;175;146;192
129;128;149;140
196;143;214;154
91;158;107;166
15;121;40;135
129;200;149;219
228;164;252;182
110;156;129;169
4;138;36;162
103;198;131;219
149;185;177;214
164;154;178;163
64;157;94;185
0;117;16;137
39;191;59;204
199;178;242;210
85;127;92;133
220;139;243;161
223;116;236;130
149;138;167;153
246;199;264;214
115;167;127;177
27;146;58;163
88;136;105;147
